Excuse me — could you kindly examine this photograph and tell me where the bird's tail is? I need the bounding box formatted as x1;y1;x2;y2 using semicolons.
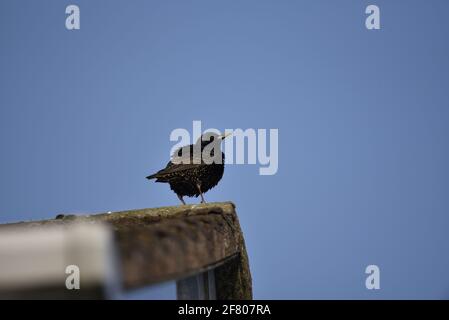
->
146;173;158;180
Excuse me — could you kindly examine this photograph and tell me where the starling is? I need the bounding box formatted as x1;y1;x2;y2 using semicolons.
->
146;132;231;204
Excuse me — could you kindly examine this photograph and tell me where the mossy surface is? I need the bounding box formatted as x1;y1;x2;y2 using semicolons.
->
0;201;252;299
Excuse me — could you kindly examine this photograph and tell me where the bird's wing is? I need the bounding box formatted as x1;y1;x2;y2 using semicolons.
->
150;162;202;182
149;144;205;180
151;147;203;179
155;162;203;176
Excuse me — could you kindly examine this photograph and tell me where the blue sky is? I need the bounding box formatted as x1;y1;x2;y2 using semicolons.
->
1;0;449;299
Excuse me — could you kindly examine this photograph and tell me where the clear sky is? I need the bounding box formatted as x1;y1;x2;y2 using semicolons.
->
1;0;449;299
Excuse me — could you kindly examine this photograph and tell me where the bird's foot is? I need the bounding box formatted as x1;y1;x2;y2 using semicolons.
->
177;194;186;205
196;184;206;204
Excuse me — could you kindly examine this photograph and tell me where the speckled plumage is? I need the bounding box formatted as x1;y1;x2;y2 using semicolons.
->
146;133;228;204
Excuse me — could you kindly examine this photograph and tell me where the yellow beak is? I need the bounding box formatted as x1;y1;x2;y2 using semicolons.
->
221;132;232;139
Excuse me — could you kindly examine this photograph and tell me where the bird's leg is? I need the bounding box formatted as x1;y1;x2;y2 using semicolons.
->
177;194;186;205
196;184;206;203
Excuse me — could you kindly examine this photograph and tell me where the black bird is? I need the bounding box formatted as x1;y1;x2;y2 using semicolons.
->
146;132;231;204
